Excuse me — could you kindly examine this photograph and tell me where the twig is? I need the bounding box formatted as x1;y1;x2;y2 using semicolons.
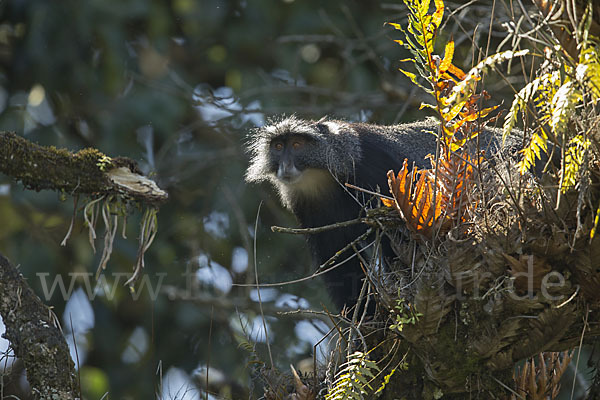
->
68;314;82;397
570;305;589;400
206;306;213;400
253;202;274;368
233;229;374;288
61;195;79;246
344;182;394;201
315;228;374;273
272;217;366;234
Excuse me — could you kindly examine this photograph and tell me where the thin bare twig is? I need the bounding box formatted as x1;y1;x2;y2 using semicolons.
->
253;202;274;368
272;218;366;234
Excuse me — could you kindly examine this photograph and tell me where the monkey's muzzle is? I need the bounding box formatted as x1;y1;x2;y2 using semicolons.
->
277;162;302;183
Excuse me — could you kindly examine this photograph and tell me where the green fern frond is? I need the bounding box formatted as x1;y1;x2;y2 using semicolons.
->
392;27;429;69
561;134;590;193
577;46;600;101
388;0;444;90
550;80;582;136
326;352;380;400
518;128;549;174
404;0;442;56
532;71;562;126
503;72;554;143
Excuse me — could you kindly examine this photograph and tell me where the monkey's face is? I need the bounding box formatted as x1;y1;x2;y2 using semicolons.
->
269;134;313;184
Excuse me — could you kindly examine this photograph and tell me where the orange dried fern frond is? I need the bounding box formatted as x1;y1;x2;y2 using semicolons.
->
387;160;438;238
432;148;480;219
386;147;481;238
386;0;513;238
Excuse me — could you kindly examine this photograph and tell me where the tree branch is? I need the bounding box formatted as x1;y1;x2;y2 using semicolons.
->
0;131;167;204
0;253;78;399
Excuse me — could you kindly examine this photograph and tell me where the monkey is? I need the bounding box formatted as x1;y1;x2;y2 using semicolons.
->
245;116;510;312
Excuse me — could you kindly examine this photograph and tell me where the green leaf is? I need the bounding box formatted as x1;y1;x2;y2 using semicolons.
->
441;99;466;122
417;0;432;20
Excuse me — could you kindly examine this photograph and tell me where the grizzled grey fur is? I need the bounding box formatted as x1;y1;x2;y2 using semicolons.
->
246;116;360;182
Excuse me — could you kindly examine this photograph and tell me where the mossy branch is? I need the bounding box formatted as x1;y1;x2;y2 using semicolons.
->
0;253;78;400
0;131;167;204
0;131;167;287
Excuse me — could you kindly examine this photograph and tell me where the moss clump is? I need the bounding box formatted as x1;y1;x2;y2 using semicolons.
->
0;132;113;194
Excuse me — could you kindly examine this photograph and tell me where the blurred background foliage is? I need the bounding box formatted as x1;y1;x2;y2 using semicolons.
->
0;0;555;399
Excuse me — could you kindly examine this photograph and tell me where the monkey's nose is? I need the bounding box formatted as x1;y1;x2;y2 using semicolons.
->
277;163;301;182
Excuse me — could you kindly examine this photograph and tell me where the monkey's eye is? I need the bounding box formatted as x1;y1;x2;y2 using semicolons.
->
273;142;284;151
292;141;303;150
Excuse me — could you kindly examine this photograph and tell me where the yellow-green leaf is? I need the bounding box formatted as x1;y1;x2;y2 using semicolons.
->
503;72;553;144
441;99;466;122
561;134;590;192
518;128;548;174
439;40;454;74
399;68;418;82
591;203;600;240
387;22;403;31
432;0;445;29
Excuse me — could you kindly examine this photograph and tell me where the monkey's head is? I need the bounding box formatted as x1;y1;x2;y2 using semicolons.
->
245;116;361;209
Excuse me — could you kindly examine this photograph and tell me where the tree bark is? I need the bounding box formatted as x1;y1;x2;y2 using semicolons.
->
0;253;78;400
